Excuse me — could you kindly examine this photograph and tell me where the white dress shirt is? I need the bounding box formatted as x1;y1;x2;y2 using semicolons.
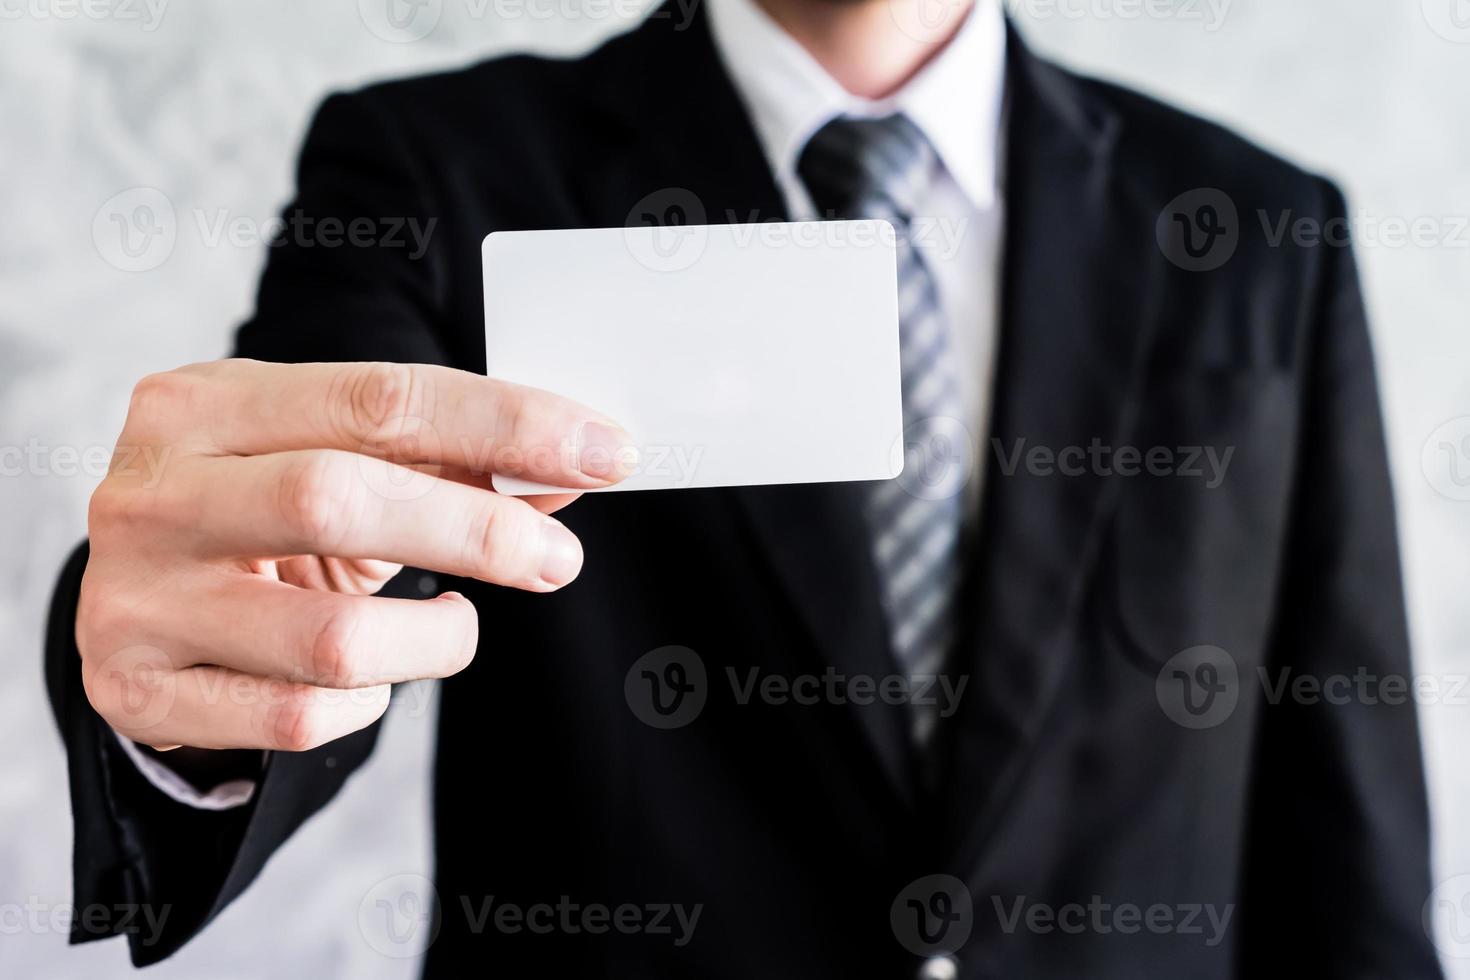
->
707;0;1008;446
125;0;1009;808
113;733;259;809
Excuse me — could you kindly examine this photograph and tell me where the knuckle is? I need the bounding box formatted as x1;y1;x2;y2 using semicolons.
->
309;605;366;686
493;384;536;460
466;500;536;585
81;679;130;733
279;452;356;549
339;362;421;443
88;473;178;544
126;370;199;431
79;643;174;735
75;582;126;658
272;692;328;752
494;384;573;482
78;659;114;719
86;480;136;537
177;358;238;378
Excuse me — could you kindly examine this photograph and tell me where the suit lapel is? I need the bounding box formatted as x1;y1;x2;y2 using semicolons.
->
580;5;918;804
933;25;1166;871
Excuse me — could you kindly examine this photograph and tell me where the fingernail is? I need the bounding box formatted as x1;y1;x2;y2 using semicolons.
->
576;421;638;480
539;520;583;588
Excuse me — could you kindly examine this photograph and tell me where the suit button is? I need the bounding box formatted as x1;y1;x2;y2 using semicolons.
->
916;955;959;980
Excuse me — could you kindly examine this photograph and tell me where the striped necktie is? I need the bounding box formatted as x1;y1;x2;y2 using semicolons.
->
797;113;970;745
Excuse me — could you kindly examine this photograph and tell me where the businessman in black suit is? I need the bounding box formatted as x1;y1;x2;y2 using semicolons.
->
47;0;1441;976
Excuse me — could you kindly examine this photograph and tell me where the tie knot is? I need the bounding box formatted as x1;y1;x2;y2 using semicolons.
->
797;113;937;223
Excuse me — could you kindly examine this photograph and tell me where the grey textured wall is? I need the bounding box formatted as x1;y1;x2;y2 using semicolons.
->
2;1;1467;976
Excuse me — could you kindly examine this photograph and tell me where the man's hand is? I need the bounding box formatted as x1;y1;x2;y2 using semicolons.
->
75;359;635;753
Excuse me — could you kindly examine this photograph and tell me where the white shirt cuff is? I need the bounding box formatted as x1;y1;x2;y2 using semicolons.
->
111;729;261;811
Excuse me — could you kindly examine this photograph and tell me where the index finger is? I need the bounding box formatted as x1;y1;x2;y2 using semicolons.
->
175;359;638;488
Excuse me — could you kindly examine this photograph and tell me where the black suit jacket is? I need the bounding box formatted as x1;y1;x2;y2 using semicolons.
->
47;7;1442;978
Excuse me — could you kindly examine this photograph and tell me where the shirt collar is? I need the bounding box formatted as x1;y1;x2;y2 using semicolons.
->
707;0;1006;212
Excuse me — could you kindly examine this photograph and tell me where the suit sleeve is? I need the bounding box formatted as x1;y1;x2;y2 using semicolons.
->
45;89;453;967
1240;180;1443;978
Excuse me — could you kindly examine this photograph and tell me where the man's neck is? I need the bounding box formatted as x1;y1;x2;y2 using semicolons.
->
752;0;974;100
